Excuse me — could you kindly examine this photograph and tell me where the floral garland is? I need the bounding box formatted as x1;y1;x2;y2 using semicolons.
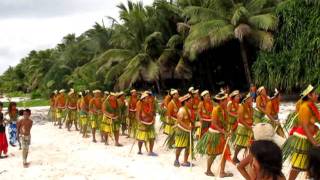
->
308;102;320;121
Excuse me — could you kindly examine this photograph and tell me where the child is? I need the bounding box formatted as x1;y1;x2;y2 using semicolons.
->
17;109;33;167
0;102;8;158
17;110;25;150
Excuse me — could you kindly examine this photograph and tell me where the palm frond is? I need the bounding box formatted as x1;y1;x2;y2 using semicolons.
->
231;5;249;26
183;20;230;60
94;49;134;73
117;53;157;90
234;24;252;41
166;34;183;49
183;6;219;24
248;13;278;31
250;30;274;50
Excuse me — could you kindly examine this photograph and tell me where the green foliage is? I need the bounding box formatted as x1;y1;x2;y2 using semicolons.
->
0;0;289;93
30;91;42;99
253;0;320;91
3;99;49;108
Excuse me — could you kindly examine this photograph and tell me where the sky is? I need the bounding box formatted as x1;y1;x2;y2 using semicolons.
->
0;0;153;75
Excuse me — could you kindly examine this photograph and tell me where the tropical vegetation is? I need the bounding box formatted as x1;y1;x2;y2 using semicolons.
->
0;0;318;96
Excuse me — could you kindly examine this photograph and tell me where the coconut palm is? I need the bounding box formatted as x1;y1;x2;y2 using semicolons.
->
178;0;279;83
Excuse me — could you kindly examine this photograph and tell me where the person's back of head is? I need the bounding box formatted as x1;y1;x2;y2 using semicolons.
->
309;146;320;180
250;140;283;179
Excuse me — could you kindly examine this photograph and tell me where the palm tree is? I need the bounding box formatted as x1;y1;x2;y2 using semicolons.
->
94;0;182;91
178;0;279;84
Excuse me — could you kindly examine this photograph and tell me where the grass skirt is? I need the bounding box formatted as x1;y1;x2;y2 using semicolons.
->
128;112;138;137
282;133;313;170
79;111;88;126
164;117;176;135
90;114;102;129
284;112;298;132
136;122;155;142
196;129;225;156
67;110;77;123
234;124;252;148
56;108;65;120
174;127;190;148
253;108;267;124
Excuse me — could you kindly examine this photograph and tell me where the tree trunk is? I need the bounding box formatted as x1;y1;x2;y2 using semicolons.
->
205;56;214;90
155;80;161;94
239;40;252;85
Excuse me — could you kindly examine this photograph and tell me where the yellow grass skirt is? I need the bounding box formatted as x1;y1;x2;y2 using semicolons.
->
234;124;253;147
90;114;102;129
175;127;190;148
283;131;320;170
136;122;155;142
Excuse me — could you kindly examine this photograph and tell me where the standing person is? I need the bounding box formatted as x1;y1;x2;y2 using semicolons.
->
127;89;138;138
77;92;83;134
66;89;78;131
282;85;320;180
16;109;33;168
102;91;109;102
49;90;57;123
164;89;181;135
197;90;214;138
196;92;232;177
6;102;19;146
233;93;254;164
191;89;200;111
0;102;8;158
80;91;91;138
159;90;172;131
89;90;103;143
265;89;286;138
172;94;195;167
136;92;157;156
117;92;128;136
101;92;122;146
250;84;257;102
227;90;240;133
254;86;269;124
54;89;66;129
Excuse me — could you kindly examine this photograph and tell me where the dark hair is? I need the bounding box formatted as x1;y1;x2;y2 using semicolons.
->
19;110;24;116
8;102;17;113
24;109;31;115
250;140;283;180
0;113;3;120
309;146;320;180
302;90;315;101
0;102;3;108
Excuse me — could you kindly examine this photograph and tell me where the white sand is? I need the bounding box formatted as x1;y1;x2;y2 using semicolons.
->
0;103;307;180
0;96;30;103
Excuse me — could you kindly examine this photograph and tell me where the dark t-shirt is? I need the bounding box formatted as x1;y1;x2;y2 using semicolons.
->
0;112;4;133
0;124;4;132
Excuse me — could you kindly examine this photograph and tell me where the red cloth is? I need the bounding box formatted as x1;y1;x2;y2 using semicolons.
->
0;132;8;154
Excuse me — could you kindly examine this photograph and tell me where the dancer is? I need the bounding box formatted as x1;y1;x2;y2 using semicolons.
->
282;85;320;180
136;92;157;155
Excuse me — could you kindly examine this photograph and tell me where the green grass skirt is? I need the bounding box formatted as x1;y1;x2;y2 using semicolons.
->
284;112;298;132
282;131;320;170
253;109;267;124
196;130;221;155
234;125;252;147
